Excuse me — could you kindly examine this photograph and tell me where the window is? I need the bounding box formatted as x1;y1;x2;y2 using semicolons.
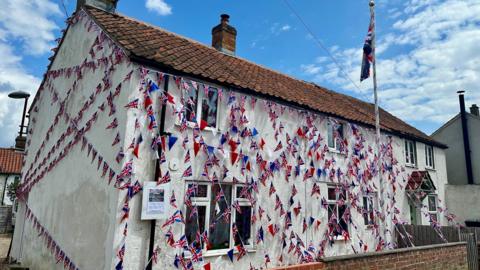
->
425;145;435;169
404;140;417;166
327;122;344;151
182;82;218;128
362;193;377;226
427;195;438;223
327;186;349;239
184;182;253;254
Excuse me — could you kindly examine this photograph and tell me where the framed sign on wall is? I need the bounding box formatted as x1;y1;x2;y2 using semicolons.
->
141;181;170;220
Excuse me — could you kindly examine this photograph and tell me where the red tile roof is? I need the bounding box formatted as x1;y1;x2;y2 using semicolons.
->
83;6;445;148
0;148;23;174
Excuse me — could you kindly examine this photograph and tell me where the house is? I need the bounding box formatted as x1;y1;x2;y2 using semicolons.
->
0;148;23;233
431;91;480;226
0;148;22;206
11;1;454;269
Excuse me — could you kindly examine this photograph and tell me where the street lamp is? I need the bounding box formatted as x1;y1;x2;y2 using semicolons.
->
8;91;30;150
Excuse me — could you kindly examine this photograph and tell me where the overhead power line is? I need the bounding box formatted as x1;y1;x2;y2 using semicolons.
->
281;0;362;92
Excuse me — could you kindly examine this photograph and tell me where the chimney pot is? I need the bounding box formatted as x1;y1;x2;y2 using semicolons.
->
471;104;479;116
212;14;237;55
76;0;118;13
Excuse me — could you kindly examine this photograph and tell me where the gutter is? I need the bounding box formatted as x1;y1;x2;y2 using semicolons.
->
146;75;170;270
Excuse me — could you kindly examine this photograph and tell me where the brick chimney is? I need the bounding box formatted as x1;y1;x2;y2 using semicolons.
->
470;104;479;116
212;14;237;55
77;0;118;12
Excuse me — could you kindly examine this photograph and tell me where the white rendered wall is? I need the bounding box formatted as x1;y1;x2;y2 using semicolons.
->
11;12;134;270
120;69;450;270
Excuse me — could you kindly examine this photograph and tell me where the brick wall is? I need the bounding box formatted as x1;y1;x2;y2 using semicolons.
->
269;243;468;270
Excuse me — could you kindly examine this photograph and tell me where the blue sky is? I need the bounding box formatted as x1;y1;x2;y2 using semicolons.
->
0;0;479;147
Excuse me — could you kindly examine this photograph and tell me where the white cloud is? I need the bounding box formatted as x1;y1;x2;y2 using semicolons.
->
0;0;60;146
281;24;291;31
300;0;480;133
271;23;292;35
0;0;62;55
145;0;172;16
301;64;321;75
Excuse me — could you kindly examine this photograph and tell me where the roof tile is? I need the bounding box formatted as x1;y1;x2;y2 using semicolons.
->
85;6;445;147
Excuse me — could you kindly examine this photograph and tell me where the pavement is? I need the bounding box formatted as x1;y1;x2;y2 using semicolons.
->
0;234;12;270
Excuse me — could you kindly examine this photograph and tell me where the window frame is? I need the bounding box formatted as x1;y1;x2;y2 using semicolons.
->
404;139;417;167
362;193;377;228
184;181;254;256
327;121;344;152
181;82;220;131
326;185;349;240
425;145;435;169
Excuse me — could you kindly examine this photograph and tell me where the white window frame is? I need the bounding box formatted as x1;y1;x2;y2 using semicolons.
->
326;185;349;240
404;139;417;167
327;121;344;152
362;193;377;227
182;82;220;131
427;194;438;224
425;145;435;169
184;181;254;257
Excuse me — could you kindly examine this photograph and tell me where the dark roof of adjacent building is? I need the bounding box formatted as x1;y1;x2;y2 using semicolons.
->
0;148;23;175
81;6;445;148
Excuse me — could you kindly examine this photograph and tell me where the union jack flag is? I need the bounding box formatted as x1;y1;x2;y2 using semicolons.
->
190;247;203;262
182;166;192;178
106;118;118;129
158;171;170;184
236;244;246;261
360;8;375;81
162;210;184;228
269;182;276;197
165;227;175;246
232;200;242;214
173;235;188;250
170;191;177;208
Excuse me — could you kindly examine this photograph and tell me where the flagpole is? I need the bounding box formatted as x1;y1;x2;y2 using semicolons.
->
369;0;386;248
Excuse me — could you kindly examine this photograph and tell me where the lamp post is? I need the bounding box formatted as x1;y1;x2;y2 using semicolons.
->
8;91;30;150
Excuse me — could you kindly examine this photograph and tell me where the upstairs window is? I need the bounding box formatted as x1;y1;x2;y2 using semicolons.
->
182;82;218;129
327;186;349;239
327;122;344;151
405;140;417;166
425;145;435;169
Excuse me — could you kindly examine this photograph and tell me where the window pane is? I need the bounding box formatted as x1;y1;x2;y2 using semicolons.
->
363;197;369;225
185;205;206;249
236;186;250;199
201;87;218;128
338;205;348;233
430;213;438;223
184;83;198;122
335;124;343;151
327;123;335;148
208;184;232;250
428;196;436;211
328;188;336;201
405;141;410;163
187;183;208;198
234;206;252;246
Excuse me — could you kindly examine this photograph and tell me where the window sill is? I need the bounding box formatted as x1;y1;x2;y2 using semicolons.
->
425;167;436;171
405;164;417;169
202;248;256;258
328;148;346;156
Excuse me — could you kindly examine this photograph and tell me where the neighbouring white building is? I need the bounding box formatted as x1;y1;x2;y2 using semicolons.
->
432;91;480;226
11;1;455;270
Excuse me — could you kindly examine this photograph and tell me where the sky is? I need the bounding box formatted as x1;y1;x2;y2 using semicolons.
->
0;0;479;148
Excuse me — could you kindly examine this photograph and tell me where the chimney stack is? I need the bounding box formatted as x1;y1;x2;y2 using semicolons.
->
458;90;474;185
76;0;118;13
212;14;237;55
470;104;479;116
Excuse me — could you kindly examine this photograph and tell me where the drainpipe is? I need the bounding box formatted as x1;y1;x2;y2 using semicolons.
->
457;90;474;185
146;74;169;270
